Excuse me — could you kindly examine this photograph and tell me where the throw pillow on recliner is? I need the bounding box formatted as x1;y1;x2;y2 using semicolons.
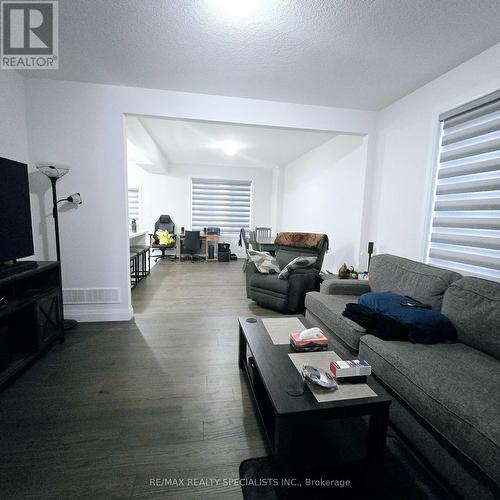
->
278;256;317;279
247;250;280;274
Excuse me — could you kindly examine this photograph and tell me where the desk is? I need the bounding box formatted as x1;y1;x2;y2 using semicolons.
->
256;235;276;253
177;234;219;261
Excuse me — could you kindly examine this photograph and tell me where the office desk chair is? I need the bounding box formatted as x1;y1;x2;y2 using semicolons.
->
150;215;176;262
254;227;273;252
183;231;202;262
249;230;258;250
255;227;272;239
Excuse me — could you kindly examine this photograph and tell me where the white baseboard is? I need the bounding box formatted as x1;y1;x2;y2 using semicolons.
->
64;305;134;323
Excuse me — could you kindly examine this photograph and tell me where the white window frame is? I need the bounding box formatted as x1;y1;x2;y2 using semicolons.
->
426;89;500;281
127;186;143;233
190;177;252;236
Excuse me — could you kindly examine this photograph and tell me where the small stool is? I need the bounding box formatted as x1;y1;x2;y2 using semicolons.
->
130;250;139;289
131;245;151;279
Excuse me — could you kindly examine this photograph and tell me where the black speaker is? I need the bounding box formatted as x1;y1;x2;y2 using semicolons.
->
218;251;230;262
218;242;231;262
368;241;374;269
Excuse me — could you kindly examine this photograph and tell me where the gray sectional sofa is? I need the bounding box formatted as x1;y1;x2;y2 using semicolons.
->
305;254;500;500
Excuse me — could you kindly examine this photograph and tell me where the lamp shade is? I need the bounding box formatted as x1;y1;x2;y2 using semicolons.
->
67;193;82;204
36;163;70;179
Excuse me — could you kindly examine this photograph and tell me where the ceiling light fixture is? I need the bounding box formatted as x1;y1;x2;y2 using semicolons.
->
212;140;242;156
207;0;264;18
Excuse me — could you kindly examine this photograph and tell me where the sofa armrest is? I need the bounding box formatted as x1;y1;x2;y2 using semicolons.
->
321;278;371;296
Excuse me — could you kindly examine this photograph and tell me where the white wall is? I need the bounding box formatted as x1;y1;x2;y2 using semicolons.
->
369;42;500;261
127;162;170;235
279;135;369;272
0;72;28;162
126;116;169;174
24;78;376;321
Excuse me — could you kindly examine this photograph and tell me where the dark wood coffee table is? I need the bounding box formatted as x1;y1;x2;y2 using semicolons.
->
238;315;391;487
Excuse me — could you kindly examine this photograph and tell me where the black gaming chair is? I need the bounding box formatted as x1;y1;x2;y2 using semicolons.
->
149;215;177;262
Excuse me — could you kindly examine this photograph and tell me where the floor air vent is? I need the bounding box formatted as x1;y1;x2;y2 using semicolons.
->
63;288;121;305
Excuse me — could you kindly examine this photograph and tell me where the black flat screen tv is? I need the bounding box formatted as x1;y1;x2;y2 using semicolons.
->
0;157;34;263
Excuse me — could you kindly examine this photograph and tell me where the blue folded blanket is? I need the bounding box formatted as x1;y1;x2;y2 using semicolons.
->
356;292;457;343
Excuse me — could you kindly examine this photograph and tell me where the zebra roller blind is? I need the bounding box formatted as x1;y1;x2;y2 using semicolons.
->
191;178;252;236
127;187;141;232
428;90;500;280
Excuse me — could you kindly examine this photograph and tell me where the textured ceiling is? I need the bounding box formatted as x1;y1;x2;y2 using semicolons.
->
21;0;500;110
134;116;337;168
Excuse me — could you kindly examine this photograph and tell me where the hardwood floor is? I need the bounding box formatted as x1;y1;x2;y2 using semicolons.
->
0;260;281;499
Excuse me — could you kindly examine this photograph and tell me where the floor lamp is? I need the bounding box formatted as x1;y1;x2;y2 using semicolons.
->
36;164;82;331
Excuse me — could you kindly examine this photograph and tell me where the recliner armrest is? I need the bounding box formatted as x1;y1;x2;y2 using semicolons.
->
287;271;320;312
245;261;259;298
321;278;371;296
245;261;259;275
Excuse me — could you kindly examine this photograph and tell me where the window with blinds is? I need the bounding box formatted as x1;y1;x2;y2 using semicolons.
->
428;90;500;280
191;178;252;236
127;187;141;232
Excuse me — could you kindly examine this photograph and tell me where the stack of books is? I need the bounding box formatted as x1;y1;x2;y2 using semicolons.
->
290;331;328;352
329;359;371;383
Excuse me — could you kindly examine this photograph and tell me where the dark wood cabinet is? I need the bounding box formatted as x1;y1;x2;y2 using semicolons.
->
0;262;63;388
35;289;63;351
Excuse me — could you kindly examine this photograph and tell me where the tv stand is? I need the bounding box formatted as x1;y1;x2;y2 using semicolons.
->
0;261;63;389
0;260;38;279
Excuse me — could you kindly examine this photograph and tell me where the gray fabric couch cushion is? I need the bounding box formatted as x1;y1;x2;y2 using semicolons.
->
369;254;462;310
305;292;366;351
359;335;500;486
442;277;500;360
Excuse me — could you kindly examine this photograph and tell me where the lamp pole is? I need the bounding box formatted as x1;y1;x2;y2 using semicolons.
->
36;164;81;331
50;177;62;263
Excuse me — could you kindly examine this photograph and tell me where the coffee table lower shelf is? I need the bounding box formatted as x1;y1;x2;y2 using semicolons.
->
241;354;278;451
